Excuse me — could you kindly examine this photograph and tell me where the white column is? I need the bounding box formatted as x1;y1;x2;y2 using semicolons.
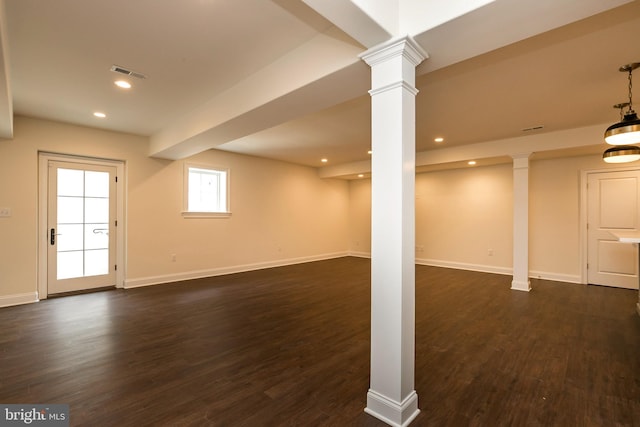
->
360;36;427;427
512;153;531;292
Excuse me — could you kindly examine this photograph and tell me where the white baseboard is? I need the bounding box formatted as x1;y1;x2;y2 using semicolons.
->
348;251;371;259
529;270;582;284
351;253;582;285
124;252;349;289
416;257;513;276
0;292;39;308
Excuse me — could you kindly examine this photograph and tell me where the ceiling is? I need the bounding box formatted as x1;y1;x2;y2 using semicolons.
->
2;0;640;176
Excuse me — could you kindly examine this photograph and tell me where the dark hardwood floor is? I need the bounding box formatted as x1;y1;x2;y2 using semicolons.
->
1;257;639;426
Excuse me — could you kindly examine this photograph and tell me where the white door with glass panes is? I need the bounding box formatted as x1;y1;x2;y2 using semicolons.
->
47;161;117;294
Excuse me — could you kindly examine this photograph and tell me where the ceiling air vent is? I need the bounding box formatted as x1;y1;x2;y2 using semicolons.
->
110;65;147;80
521;125;544;132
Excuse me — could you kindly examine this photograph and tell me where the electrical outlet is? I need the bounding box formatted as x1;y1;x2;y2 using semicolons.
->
0;207;11;217
488;248;494;256
171;254;177;262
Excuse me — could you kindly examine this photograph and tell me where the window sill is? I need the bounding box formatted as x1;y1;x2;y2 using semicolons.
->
181;211;232;219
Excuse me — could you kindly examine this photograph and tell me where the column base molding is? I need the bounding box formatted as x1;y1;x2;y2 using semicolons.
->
511;279;531;292
365;389;420;427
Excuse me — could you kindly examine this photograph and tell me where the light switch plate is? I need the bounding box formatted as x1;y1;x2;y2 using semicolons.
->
0;207;12;217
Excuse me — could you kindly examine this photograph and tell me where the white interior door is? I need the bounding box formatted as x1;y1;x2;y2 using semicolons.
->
587;170;640;289
47;161;117;294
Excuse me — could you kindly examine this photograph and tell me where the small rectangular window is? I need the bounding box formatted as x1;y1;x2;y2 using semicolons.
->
183;164;230;218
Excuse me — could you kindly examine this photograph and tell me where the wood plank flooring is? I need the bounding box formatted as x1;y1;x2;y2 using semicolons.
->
1;257;639;426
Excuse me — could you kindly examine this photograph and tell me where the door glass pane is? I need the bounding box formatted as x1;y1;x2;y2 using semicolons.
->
57;196;83;224
57;224;83;251
85;224;109;250
57;251;84;280
85;198;109;223
58;169;84;196
85;171;109;197
85;249;109;276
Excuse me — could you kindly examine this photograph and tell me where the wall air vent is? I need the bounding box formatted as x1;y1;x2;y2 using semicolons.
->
110;65;147;80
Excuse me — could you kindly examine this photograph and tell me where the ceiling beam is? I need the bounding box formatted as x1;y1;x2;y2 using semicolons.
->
301;0;394;48
413;0;634;74
318;123;611;178
149;28;366;159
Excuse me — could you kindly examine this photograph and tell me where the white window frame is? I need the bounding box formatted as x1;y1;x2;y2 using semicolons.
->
182;163;231;218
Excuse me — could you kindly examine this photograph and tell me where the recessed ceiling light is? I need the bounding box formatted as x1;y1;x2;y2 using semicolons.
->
115;80;132;89
468;160;477;166
321;158;328;163
93;112;106;118
368;150;372;155
358;174;364;178
434;137;444;143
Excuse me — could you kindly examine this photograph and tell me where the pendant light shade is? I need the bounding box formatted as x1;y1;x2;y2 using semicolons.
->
604;111;640;145
603;145;640;163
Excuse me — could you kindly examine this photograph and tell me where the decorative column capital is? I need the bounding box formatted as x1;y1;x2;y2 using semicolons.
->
359;36;428;68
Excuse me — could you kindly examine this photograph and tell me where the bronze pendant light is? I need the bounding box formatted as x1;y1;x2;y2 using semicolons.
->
602;62;640;163
603;63;640;163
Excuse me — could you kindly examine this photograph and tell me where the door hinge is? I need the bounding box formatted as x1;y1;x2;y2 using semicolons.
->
587;263;589;269
115;264;118;271
115;220;118;227
115;176;118;183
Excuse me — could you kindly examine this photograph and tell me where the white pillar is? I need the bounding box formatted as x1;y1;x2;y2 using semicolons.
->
512;153;531;292
360;37;427;427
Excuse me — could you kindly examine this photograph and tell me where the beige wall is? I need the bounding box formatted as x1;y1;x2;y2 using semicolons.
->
529;156;583;280
528;154;632;281
416;164;513;272
0;116;350;304
348;153;637;283
348;164;513;273
348;178;372;256
127;148;350;284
